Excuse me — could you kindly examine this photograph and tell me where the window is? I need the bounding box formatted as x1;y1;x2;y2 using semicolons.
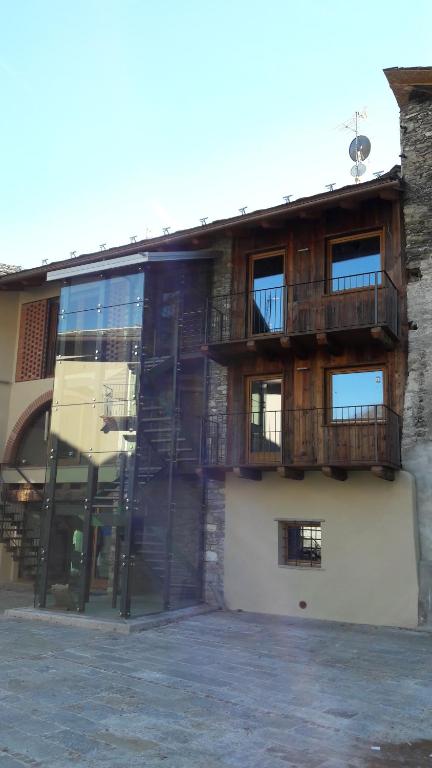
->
330;368;384;421
328;233;382;292
250;252;284;334
279;521;322;568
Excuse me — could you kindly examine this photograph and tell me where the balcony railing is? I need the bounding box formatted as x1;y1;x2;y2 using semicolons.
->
205;271;399;344
201;405;400;469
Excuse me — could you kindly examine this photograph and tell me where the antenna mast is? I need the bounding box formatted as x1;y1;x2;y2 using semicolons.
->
346;110;371;183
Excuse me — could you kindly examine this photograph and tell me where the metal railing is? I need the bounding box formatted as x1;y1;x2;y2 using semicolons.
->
201;405;400;468
205;271;399;343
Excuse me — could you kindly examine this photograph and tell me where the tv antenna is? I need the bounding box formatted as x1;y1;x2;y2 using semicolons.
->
346;111;371;184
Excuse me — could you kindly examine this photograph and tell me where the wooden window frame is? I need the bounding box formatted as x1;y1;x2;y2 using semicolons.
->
326;230;384;295
326;364;387;425
248;250;286;337
245;374;283;464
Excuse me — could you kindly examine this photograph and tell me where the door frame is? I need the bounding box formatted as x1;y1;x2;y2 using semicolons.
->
245;374;283;465
247;250;286;337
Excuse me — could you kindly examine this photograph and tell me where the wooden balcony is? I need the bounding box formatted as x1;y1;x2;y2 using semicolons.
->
201;405;400;480
202;271;399;362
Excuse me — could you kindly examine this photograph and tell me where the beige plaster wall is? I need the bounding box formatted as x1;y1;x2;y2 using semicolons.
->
224;470;419;628
0;282;60;458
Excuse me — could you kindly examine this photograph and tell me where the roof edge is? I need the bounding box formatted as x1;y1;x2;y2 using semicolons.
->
0;168;401;289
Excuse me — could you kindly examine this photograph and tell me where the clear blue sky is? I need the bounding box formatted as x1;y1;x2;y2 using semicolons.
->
1;0;431;269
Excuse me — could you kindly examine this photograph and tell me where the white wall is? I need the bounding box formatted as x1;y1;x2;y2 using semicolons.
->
224;470;419;628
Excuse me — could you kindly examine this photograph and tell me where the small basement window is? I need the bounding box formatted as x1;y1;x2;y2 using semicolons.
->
278;521;322;568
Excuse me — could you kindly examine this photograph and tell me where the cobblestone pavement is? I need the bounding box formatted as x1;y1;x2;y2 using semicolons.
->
0;606;431;768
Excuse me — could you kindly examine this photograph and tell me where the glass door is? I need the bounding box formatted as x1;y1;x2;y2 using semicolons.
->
247;377;282;464
83;508;126;616
249;253;285;335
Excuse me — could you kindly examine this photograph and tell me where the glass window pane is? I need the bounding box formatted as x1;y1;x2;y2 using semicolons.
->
249;379;282;454
331;369;384;420
282;522;322;567
252;255;284;334
331;236;381;291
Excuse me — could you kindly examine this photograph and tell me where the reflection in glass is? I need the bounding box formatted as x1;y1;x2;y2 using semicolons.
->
60;273;144;313
251;255;284;334
15;406;50;466
58;303;143;334
331;369;384;421
250;378;282;456
331;236;381;291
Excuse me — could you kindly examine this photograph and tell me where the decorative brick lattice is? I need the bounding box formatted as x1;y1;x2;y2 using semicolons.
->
15;301;48;382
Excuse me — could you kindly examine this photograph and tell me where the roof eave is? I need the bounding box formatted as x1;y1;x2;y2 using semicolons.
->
0;171;402;290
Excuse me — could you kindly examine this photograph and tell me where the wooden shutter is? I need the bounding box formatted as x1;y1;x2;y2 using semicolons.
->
15;300;48;382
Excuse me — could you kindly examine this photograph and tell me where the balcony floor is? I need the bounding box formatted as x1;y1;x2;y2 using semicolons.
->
202;322;398;363
202;461;399;481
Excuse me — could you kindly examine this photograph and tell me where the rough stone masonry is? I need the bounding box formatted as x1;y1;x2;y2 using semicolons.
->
398;83;432;623
203;235;232;606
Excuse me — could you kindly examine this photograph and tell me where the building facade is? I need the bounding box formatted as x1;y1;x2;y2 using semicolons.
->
0;66;430;627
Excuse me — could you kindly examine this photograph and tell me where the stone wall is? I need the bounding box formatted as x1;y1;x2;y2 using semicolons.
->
203;236;232;606
399;94;432;623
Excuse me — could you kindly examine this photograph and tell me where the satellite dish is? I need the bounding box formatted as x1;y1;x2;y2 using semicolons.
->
349;135;371;162
351;162;366;177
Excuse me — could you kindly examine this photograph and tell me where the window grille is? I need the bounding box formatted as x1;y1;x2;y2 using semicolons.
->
279;521;322;568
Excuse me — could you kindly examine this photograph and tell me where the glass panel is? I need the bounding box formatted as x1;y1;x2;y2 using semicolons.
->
251;255;284;334
15;407;50;466
331;236;381;291
249;378;282;456
331;369;384;420
53;360;139;406
59;302;143;334
168;472;203;609
44;501;85;611
57;328;141;364
85;509;127;617
128;468;169;617
60;273;144;313
51;402;135;460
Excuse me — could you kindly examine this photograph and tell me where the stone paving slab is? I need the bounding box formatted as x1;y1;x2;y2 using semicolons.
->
0;606;431;766
4;603;215;633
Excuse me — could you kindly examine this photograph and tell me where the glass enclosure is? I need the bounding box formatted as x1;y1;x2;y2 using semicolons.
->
37;261;207;618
